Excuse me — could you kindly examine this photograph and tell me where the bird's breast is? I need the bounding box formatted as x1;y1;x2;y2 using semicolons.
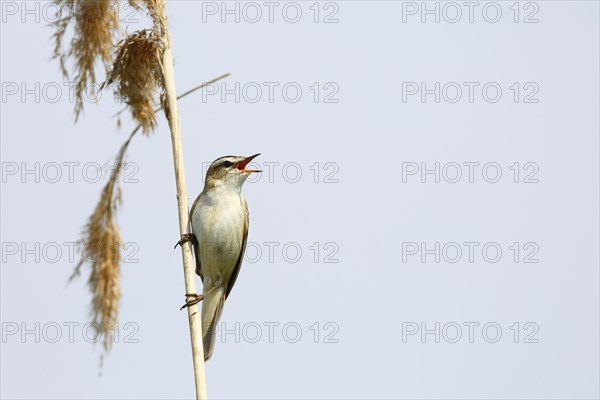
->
191;190;246;285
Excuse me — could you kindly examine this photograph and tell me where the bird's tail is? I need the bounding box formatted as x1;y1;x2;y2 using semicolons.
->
201;287;225;362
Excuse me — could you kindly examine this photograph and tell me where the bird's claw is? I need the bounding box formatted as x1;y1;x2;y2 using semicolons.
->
175;233;198;249
180;293;205;310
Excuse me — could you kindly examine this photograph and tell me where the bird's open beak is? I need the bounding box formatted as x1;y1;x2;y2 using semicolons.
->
236;153;262;173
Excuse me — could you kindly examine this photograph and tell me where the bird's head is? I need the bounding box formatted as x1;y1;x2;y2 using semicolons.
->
204;153;261;190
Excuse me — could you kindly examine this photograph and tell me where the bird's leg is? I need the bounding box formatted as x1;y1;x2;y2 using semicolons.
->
174;233;198;249
180;293;205;310
179;279;223;310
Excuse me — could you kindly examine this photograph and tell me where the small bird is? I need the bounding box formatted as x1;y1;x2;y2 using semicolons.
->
179;154;261;361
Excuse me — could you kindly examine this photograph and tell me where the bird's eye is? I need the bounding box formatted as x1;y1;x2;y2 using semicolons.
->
222;161;233;168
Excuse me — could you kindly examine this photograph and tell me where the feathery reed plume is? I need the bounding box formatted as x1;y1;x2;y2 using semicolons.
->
70;132;134;350
104;30;165;134
52;0;119;120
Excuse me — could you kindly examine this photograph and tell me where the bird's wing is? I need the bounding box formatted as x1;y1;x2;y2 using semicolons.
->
225;197;249;299
190;192;204;281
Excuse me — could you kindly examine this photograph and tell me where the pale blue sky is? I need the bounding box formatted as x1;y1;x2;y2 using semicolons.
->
1;1;599;399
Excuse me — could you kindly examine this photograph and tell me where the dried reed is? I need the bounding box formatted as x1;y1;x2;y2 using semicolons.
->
54;1;221;394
